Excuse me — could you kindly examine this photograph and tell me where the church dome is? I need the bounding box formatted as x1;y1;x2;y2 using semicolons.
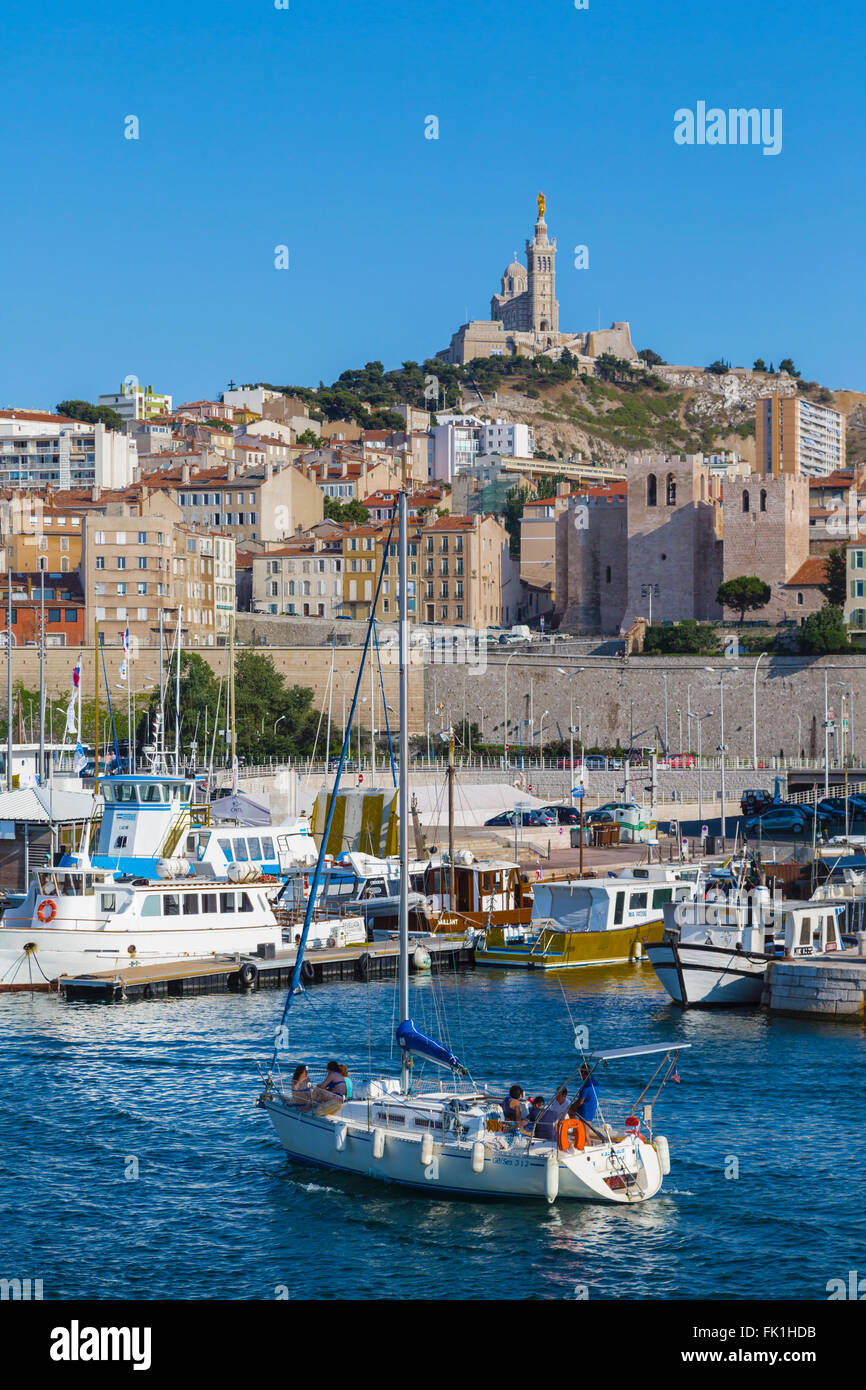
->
504;260;525;281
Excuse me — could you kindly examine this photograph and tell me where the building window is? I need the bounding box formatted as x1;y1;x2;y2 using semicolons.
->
117;556;126;569
797;592;804;605
646;474;657;507
760;489;767;512
605;566;611;583
742;490;750;513
665;473;676;506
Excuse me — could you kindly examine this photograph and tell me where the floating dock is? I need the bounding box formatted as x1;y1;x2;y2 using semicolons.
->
763;954;866;1019
56;936;474;1003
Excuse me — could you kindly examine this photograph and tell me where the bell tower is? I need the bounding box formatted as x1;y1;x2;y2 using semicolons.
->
526;192;559;335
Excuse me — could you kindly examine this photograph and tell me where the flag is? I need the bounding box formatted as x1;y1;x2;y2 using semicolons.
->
72;661;81;689
119;659;128;682
65;694;77;735
73;742;87;773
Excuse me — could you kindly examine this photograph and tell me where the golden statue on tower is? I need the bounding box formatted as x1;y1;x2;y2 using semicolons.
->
537;191;545;219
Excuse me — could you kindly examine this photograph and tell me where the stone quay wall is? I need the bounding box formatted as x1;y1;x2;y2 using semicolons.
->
763;958;866;1018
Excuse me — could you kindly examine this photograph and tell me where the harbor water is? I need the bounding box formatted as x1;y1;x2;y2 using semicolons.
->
2;964;864;1301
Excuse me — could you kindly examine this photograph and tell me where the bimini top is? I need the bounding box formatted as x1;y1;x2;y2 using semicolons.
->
587;1043;691;1062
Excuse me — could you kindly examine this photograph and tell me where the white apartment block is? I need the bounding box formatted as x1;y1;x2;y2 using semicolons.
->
480;418;535;457
98;383;173;422
253;544;343;619
0;411;138;491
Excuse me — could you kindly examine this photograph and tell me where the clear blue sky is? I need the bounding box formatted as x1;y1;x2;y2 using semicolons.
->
2;0;864;409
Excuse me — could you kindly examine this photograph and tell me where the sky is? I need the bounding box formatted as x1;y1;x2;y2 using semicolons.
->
2;0;865;410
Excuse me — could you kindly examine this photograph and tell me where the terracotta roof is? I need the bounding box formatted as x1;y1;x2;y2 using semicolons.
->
785;557;828;586
0;408;88;426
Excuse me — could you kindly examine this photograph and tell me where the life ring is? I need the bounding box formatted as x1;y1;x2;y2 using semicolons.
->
557;1116;586;1152
37;899;57;923
327;937;337;949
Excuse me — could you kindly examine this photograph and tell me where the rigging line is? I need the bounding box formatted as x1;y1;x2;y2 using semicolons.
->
269;512;396;1067
449;936;467;1064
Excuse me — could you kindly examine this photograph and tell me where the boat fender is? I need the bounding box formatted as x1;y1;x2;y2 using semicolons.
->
471;1140;485;1174
335;1123;348;1152
420;1133;434;1165
653;1134;671;1175
372;1128;385;1159
300;960;315;984
237;962;258;989
545;1150;559;1205
557;1117;586;1152
356;952;372;981
631;939;643;961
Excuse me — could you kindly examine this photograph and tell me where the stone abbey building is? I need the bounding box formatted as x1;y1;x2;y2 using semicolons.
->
437;194;637;365
555;453;816;632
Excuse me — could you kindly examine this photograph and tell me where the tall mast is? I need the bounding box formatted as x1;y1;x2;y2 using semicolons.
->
159;608;165;770
39;564;45;787
174;605;182;774
448;729;455;915
398;488;410;1091
6;568;12;792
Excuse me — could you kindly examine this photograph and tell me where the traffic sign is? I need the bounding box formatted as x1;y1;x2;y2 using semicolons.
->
701;824;708;838
572;786;585;798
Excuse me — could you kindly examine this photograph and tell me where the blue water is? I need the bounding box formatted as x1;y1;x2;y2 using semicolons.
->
1;965;864;1301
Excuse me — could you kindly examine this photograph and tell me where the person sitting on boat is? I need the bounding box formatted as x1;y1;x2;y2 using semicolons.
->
527;1095;546;1127
572;1065;600;1126
291;1064;336;1109
502;1085;530;1135
536;1085;570;1140
323;1060;353;1099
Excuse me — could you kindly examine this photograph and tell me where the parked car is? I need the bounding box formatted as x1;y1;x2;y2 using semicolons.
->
539;804;582;825
485;807;558;828
584;801;640;825
817;795;866;827
583;755;607;771
741;788;775;817
744;804;835;841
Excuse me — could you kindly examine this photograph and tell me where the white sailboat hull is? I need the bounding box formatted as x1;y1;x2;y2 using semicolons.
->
260;1095;664;1204
647;939;769;1006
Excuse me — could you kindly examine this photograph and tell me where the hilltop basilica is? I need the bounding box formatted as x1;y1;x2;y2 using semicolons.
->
437;194;637;366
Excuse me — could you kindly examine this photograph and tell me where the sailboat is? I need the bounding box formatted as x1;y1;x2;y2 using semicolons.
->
257;489;688;1203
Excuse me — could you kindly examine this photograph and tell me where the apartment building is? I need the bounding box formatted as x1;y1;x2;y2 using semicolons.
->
139;458;324;545
0;503;84;574
418;514;514;628
98;383;173;422
0;410;138;491
6;573;86;648
756;394;845;478
252;533;344;618
480;419;535;457
518;483;575;604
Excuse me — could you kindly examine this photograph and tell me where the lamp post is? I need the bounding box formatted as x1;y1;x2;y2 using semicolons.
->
795;713;802;761
823;667;834;796
660;672;669;755
558;667;583;805
705;665;739;849
503;650;518;768
687;711;712;833
538;709;549;757
752;651;767;771
273;713;286;739
836;681;847;764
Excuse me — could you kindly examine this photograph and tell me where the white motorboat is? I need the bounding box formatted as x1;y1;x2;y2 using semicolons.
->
0;863;282;991
646;886;844;1007
257;490;688;1204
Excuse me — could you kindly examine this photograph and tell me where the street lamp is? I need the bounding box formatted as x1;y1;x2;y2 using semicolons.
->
823;666;835;796
538;709;549;752
660;673;669;755
558;666;583;805
835;681;847;764
273;714;287;739
705;665;739;849
687;711;712;833
752;652;767;771
503;650;519;767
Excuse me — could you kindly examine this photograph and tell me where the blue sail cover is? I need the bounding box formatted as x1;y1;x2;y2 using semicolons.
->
396;1019;466;1074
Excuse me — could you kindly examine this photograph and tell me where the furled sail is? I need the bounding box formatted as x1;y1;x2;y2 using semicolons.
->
396;1019;466;1074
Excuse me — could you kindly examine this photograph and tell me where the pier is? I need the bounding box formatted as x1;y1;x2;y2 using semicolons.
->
55;936;474;1003
763;954;866;1019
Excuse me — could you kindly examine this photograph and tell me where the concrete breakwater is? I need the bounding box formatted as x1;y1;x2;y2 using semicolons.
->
763;956;866;1019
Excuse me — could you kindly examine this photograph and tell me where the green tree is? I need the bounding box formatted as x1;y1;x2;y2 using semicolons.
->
502;485;531;557
638;348;666;367
778;358;799;377
643;621;718;655
819;546;848;608
296;428;324;447
705;360;730;376
56;399;124;431
323;497;370;524
716;576;771;624
753;358;768;372
798;607;850;655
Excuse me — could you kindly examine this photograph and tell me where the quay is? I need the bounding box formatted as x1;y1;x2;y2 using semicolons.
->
763;954;866;1020
55;935;474;1003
